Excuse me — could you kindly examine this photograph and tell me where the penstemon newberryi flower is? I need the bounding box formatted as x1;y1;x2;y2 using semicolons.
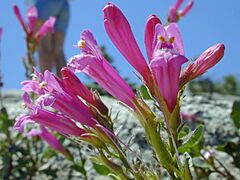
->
15;1;226;179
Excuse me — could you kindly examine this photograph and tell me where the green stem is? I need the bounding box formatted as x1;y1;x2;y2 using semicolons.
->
146;125;175;176
99;150;130;180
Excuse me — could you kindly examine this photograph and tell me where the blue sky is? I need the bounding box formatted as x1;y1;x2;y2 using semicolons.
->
0;0;240;89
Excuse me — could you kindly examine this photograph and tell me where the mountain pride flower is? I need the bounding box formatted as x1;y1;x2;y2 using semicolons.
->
180;43;225;87
149;23;188;112
27;126;71;157
13;4;56;41
67;30;136;110
21;68;98;128
168;0;194;23
16;68;127;159
61;67;109;115
103;3;225;113
103;3;187;112
15;93;86;136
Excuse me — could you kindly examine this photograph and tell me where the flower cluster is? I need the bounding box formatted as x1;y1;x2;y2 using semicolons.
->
15;1;225;179
13;4;56;79
13;4;55;41
168;0;194;23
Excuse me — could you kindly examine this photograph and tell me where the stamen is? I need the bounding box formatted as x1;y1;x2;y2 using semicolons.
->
39;81;48;89
169;37;175;44
77;40;86;48
21;102;26;108
32;75;38;81
158;35;166;42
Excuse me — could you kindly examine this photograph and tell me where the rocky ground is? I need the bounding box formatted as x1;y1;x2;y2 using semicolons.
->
1;90;240;179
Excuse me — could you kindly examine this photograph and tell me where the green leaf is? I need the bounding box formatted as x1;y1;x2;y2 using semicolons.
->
140;85;151;100
178;125;191;139
231;100;240;129
178;125;204;153
93;162;111;175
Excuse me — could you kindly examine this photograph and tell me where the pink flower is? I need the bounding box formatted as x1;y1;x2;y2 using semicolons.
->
103;3;189;112
103;3;152;84
13;4;55;40
13;4;28;33
36;17;56;40
21;69;97;127
26;6;38;33
145;15;162;62
180;43;225;87
61;67;109;115
15;93;86;136
68;30;136;109
27;126;69;156
150;23;188;112
168;0;194;23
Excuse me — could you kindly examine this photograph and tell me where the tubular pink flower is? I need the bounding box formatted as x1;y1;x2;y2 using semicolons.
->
68;30;136;109
15;93;86;136
22;69;98;127
27;126;68;155
144;15;162;61
180;43;225;87
13;4;55;39
69;55;136;109
168;7;178;23
36;16;56;40
61;67;109;115
13;4;28;33
103;3;151;83
168;0;194;23
179;1;194;17
61;67;96;104
27;6;38;34
150;23;188;112
175;0;184;9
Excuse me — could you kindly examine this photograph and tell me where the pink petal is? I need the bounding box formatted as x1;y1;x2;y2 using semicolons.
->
27;129;42;137
36;16;56;40
180;43;225;86
61;67;94;103
22;92;34;110
68;54;136;109
34;108;86;136
103;3;150;81
27;6;38;34
144;15;161;61
166;23;184;55
61;67;109;115
13;4;28;33
175;0;184;10
14;114;34;133
80;30;103;59
180;0;194;17
39;127;67;155
150;55;187;112
168;6;178;23
152;23;167;54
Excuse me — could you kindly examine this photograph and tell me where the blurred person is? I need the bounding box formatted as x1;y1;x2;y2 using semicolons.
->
27;0;70;77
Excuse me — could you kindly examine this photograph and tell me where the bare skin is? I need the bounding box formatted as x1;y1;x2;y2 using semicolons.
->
37;21;66;77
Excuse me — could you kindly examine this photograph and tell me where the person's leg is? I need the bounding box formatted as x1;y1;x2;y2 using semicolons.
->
37;21;54;73
52;0;69;77
52;31;66;77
